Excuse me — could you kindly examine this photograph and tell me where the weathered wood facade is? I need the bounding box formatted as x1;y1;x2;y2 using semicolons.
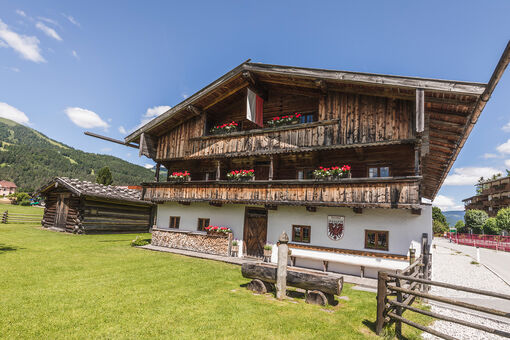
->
463;176;510;217
39;178;154;234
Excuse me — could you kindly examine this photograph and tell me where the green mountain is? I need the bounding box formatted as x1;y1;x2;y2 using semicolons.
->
443;210;465;227
0;117;154;192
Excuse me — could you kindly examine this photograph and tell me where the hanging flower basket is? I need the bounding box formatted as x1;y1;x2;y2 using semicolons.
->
205;225;232;237
168;171;190;182
210;121;239;135
227;169;255;181
313;165;351;180
267;113;301;128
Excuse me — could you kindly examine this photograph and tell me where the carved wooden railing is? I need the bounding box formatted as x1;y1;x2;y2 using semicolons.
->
142;177;421;209
174;120;414;159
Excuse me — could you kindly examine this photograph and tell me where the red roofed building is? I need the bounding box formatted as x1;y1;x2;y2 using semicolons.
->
0;181;17;196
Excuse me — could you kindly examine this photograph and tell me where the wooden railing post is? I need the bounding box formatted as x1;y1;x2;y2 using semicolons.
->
2;210;7;224
276;231;289;300
376;271;389;335
395;270;403;338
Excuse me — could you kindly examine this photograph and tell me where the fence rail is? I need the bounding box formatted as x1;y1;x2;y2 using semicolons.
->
375;236;510;339
448;232;510;252
1;210;42;224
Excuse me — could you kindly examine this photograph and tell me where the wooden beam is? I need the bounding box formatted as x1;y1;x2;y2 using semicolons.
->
315;79;327;95
242;71;268;101
84;131;138;149
209;201;222;207
186;105;201;117
306;206;317;212
265;204;278;210
216;160;221;181
154;163;161;182
416;89;425;133
178;201;191;206
411;208;421;215
353;207;363;214
203;82;248;110
269;155;274;180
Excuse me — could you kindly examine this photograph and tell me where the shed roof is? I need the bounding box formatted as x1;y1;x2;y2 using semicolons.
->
0;181;17;188
38;177;152;205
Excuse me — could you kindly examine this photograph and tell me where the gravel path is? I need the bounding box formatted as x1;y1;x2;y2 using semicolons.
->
421;239;510;340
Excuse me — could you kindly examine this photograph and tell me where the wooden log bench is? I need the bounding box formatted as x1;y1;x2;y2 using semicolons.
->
241;262;343;306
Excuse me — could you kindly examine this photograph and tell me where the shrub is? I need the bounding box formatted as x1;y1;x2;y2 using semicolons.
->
263;244;272;251
483;217;500;235
464;209;488;234
433;220;448;235
432;207;448;227
231;240;238;247
20;199;31;206
455;220;467;233
496;208;510;232
131;236;150;247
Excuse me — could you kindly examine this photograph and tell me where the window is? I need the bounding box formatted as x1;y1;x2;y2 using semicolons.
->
297;168;314;180
292;225;311;243
365;230;388;251
197;218;210;231
169;216;180;229
368;166;390;178
300;113;315;124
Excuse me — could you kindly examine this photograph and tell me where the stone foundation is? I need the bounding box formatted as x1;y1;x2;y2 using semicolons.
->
151;228;232;256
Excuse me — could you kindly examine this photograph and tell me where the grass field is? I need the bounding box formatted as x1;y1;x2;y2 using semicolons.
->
0;206;430;339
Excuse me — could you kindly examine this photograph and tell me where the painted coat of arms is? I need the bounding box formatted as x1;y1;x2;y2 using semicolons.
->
327;215;345;240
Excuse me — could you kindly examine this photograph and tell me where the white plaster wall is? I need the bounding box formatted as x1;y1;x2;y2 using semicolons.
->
266;204;432;257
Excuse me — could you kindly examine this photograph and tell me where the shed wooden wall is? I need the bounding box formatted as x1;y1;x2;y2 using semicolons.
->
81;199;152;234
41;190;80;232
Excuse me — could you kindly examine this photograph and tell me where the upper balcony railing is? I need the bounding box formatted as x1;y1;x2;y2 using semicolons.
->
156;119;415;160
142;176;421;210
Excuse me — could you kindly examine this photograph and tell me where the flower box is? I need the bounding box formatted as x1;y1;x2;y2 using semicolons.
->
210;121;238;135
227;169;255;181
205;225;232;237
267;113;301;128
168;171;190;182
313;165;351;180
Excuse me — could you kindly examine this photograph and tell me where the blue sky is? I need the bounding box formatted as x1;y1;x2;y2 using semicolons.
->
0;1;509;210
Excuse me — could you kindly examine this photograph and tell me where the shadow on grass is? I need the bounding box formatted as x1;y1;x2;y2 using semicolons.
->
0;243;21;254
363;319;413;340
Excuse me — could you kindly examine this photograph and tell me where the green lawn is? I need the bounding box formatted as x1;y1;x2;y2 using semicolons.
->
0;206;429;339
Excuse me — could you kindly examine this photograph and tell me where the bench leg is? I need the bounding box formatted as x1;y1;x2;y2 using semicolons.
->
322;260;329;272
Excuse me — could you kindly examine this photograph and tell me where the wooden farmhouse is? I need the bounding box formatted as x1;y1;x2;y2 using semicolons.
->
39;177;154;234
463;175;510;217
90;45;508;278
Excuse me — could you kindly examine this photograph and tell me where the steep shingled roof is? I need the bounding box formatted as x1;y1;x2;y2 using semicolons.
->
38;177;152;205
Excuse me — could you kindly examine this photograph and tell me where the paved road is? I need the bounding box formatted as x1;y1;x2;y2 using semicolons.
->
437;238;510;286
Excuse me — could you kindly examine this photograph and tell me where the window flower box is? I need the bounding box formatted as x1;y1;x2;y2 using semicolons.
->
168;171;191;182
313;165;351;180
267;113;301;127
227;169;255;181
205;225;232;237
210;121;238;135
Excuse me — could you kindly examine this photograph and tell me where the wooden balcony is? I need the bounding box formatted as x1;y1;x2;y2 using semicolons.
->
157;119;415;160
142;177;421;209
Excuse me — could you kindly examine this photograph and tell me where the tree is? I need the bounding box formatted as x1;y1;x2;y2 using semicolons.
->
433;220;448;235
96;166;113;186
496;208;510;233
464;209;488;234
483;217;500;235
455;220;467;233
432;207;448;227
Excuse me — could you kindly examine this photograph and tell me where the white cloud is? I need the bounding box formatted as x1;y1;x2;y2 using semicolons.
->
0;102;29;124
4;66;20;72
118;126;127;134
444;166;502;186
503;122;510;133
482;153;499;159
505;160;510;169
16;10;26;17
64;107;109;129
432;195;463;211
144;164;154;169
36;22;62;41
62;14;80;27
72;50;78;59
0;40;7;48
138;105;170;128
0;19;45;63
37;17;60;27
496;139;510;154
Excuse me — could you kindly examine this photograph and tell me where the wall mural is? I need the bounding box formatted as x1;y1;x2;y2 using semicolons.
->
327;215;345;240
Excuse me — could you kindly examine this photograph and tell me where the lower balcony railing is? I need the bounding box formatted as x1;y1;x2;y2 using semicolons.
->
142;177;421;209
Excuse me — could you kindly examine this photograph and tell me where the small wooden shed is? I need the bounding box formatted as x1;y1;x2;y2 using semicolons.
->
39;177;154;234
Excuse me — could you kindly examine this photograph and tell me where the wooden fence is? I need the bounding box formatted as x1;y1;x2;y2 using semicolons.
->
1;210;42;224
375;241;510;339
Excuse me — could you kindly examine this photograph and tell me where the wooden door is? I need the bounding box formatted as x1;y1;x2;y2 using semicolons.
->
54;195;69;230
243;208;268;257
254;165;269;180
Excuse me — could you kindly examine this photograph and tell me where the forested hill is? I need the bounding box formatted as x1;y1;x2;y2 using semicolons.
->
0;117;154;192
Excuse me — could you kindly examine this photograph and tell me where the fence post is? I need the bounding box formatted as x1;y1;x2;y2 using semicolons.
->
395;270;403;338
2;210;7;223
276;231;289;300
376;271;389;335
